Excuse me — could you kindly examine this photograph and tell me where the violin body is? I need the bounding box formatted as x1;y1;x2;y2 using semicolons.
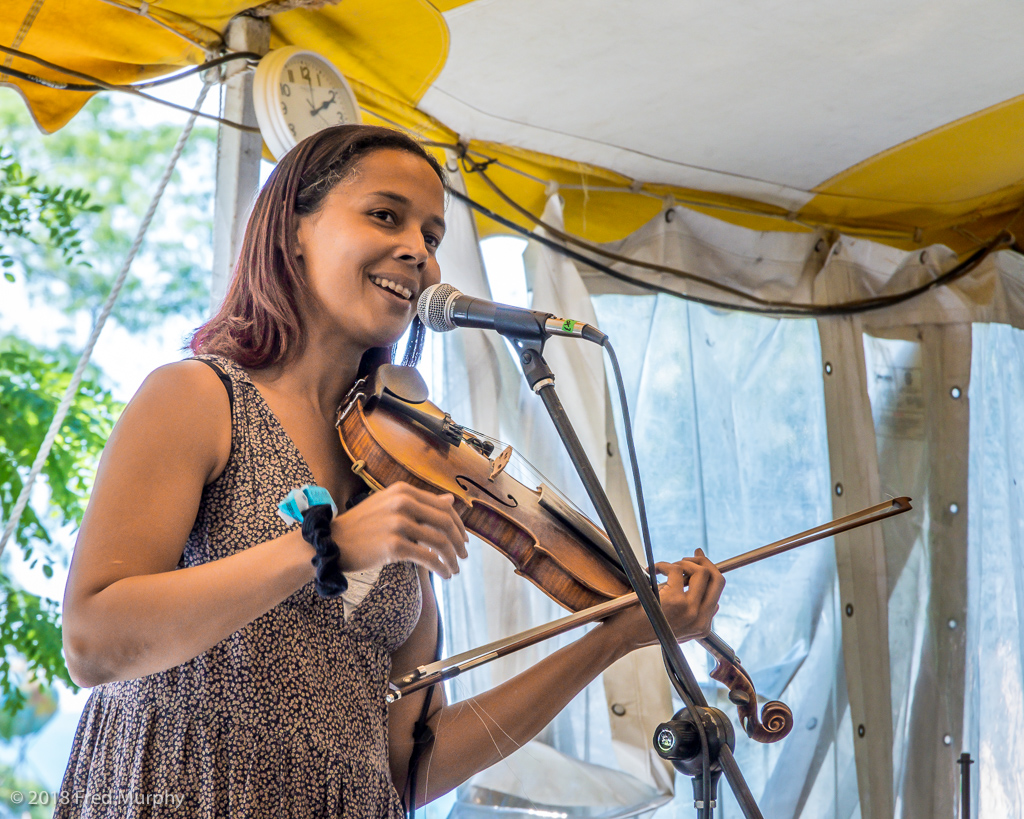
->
337;364;631;611
337;364;793;744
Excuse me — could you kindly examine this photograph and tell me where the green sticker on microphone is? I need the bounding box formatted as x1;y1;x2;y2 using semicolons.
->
562;319;577;333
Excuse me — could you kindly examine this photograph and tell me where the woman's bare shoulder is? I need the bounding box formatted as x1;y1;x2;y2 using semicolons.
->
139;359;231;395
64;359;235;611
117;358;233;485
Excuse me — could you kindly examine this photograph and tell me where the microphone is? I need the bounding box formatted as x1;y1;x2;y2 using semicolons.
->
417;283;607;344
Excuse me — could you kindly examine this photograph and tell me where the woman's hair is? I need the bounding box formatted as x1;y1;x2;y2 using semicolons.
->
189;124;446;372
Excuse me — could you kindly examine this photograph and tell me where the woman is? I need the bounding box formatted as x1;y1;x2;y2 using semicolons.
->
56;124;725;818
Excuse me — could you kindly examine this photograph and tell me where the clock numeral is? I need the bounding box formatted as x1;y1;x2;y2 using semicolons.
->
281;102;288;116
288;69;295;83
288;122;297;137
300;65;311;81
316;71;322;87
280;83;291;97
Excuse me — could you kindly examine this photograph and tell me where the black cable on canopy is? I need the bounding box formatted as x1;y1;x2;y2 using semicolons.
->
446;186;1012;320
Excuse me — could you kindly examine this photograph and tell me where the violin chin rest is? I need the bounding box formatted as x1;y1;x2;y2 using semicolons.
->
376;364;430;405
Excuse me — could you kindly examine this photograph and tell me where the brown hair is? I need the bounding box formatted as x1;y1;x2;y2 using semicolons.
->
189;124;446;371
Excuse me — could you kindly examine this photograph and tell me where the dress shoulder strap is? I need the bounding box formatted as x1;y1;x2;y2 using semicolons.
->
193;355;235;413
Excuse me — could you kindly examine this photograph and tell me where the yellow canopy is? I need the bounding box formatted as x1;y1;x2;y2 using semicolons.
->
5;0;1023;253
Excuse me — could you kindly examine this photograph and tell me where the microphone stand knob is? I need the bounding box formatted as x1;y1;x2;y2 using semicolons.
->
654;707;735;816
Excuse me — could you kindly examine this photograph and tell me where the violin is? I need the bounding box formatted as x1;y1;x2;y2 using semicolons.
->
336;363;911;745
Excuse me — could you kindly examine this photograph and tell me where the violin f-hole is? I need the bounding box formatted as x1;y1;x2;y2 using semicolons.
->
455;475;519;508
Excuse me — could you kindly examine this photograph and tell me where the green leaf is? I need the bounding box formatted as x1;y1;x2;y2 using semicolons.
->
0;92;214;333
0;335;122;701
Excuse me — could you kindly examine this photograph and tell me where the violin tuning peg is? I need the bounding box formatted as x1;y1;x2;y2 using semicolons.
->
728;690;751;706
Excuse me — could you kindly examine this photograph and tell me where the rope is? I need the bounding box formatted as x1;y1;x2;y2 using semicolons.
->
0;76;215;559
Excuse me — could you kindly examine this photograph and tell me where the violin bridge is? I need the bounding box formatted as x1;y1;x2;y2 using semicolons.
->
488;445;513;482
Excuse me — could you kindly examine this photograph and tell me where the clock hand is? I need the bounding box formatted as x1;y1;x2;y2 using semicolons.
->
310;91;338;117
305;74;316;113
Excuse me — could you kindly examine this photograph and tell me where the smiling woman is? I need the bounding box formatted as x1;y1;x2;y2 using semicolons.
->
52;123;724;819
293;150;446;355
190;126;446;371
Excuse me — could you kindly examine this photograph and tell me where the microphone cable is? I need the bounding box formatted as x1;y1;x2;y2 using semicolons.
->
603;337;714;819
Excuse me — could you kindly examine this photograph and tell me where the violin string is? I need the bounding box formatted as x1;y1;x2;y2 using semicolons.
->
421;696;463;804
462;698;547;814
464;428;546;487
447;678;549;815
463;427;594;519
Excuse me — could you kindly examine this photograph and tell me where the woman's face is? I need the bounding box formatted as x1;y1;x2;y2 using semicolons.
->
295;148;446;353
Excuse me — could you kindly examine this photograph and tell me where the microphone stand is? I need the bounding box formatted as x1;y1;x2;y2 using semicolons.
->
509;334;763;819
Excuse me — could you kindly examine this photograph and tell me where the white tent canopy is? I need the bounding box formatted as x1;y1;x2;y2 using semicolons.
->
423;0;1024;214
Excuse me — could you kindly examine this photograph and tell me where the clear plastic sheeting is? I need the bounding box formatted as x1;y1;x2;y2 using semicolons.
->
966;323;1024;818
861;330;970;817
427;169;1024;818
449;741;669;819
582;201;1024;817
591;295;853;819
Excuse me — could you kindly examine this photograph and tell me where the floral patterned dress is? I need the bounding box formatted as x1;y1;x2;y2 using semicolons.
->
54;355;421;818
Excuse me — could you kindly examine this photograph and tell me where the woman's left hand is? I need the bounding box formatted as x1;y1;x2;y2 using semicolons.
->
602;549;725;652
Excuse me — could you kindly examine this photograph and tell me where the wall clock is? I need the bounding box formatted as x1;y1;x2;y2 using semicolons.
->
252;46;361;160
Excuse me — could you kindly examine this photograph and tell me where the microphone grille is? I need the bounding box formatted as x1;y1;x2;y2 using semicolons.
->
417;282;460;332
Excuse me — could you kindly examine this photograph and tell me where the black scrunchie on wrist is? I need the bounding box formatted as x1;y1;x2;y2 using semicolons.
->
300;504;348;599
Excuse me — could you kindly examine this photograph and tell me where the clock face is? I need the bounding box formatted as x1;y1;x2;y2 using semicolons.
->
253;47;362;161
277;54;359;144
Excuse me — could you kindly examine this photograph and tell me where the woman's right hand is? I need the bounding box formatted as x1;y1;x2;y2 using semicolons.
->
600;549;724;654
331;482;469;578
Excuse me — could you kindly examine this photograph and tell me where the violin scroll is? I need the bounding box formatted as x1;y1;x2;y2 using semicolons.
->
753;699;793;742
706;643;794;744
